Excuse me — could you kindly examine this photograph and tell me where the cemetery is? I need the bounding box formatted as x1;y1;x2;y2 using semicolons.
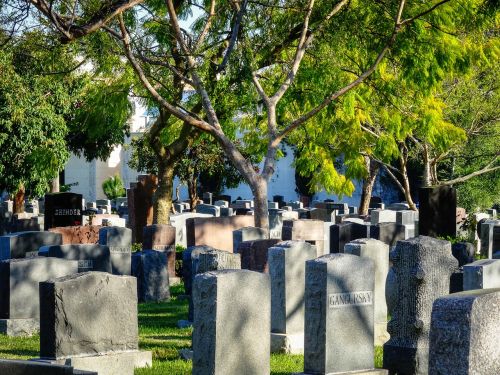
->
0;1;499;375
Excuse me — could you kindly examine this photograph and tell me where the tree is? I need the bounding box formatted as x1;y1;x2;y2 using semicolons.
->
21;0;491;233
102;174;126;200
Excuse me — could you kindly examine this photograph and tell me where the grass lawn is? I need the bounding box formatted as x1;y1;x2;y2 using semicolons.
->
0;284;383;374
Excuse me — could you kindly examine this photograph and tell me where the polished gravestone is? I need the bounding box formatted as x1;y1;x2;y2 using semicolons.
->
44;193;83;231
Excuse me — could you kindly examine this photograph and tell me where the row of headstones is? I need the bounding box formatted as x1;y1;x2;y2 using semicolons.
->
0;271;152;375
184;236;500;374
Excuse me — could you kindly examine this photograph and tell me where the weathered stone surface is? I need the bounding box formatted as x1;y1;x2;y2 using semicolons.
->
131;250;170;303
99;227;132;275
40;272;139;359
0;231;62;260
39;244;111;273
0;257;77;320
344;239;389;346
480;219;500;258
429;288;500;375
370;222;406;247
182;246;217;296
282;220;324;255
396;210;418;225
0;359;97;375
419;186;457;238
269;241;316;337
49;226;101;245
371;210;396;225
192;270;270;375
0;318;39;336
237;239;280;272
186;215;255;252
303;254;375;374
170;213;212;248
451;242;474;267
268;209;283;239
383;236;458;375
463;259;500;290
233;226;267;253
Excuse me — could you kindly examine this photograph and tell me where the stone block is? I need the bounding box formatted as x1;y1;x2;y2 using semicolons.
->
419;186;457;238
195;203;220;217
429;288;500;375
233;226;267;253
383;236;458;375
396;210;418;225
370;222;406;247
39;244;111;273
269;209;284;239
99;227;132;275
303;254;376;374
44;193;83;230
329;222;353;253
463;259;500;290
49;226;101;245
282;219;324;255
480;219;500;258
192;270;270;375
0;231;62;260
371;210;396;225
451;242;474;267
170;213;212;248
344;239;390;346
0;359;97;375
131;250;170;302
237;239;280;272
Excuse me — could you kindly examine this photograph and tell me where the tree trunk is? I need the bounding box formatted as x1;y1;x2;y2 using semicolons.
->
188;174;198;211
422;144;432;187
359;157;379;215
250;177;269;235
13;184;25;214
49;176;60;193
153;160;175;224
399;154;418;211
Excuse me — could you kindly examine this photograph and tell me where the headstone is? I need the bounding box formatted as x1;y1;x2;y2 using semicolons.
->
98;227;131;275
214;200;228;207
219;206;233;217
369;196;382;209
282;219;324;256
301;254;383;375
268;209;283;239
0;359;97;375
39;272;152;375
289;201;303;210
371;209;397;225
370;222;406;247
170;212;212;248
310;208;334;222
419;186;457;237
44;193;83;230
186;215;255;252
0;231;62;259
49;225;101;245
192;270;270;375
131;250;170;302
463;259;500;290
329;222;353;253
39;244;111;273
428;288;500;375
237;239;280;273
202;192;213;205
273;195;285;208
0;257;77;336
383;236;458;375
344;239;390;346
142;224;176;279
268;202;279;209
387;202;410;211
127;174;157;243
269;241;316;354
451;242;474;267
195;204;220;217
233;226;267;253
480;219;500;258
232;200;253;209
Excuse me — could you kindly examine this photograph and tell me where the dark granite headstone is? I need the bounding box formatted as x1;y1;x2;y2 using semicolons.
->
419;186;457;237
329;222;353;253
370;222;406;247
131;250;170;302
237;239;280;273
451;242;474;267
0;359;97;375
44;193;83;231
39;244;111;273
0;231;62;260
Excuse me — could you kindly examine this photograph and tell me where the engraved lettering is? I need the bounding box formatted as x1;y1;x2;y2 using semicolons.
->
329;291;373;308
78;259;93;269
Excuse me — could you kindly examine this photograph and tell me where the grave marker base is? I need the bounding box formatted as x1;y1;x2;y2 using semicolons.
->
0;318;38;337
295;370;387;375
271;333;304;354
36;350;152;375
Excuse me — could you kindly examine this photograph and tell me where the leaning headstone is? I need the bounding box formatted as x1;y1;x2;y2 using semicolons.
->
282;219;324;256
192;270;270;375
39;244;111;273
44;193;83;230
233;226;267;253
0;359;97;375
39;272;152;375
419;186;457;237
383;236;458;375
301;254;384;375
428;288;500;375
0;257;77;336
344;239;390;346
237;239;280;272
269;241;316;354
98;227;132;275
463;259;500;290
0;231;62;259
131;250;170;302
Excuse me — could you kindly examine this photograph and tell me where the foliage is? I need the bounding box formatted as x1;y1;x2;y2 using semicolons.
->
102;174;126;200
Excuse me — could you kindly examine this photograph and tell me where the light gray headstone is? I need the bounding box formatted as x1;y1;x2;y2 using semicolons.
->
371;210;397;225
40;272;138;359
396;210;418;225
233;227;267;253
480;220;500;258
268;209;283;239
195;204;220;217
463;259;500;290
429;288;500;375
344;238;389;346
192;270;270;375
269;241;316;335
98;227;132;275
303;254;376;374
214;200;228;208
383;236;458;375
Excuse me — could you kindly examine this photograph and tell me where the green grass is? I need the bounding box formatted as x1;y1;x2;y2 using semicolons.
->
0;283;384;374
